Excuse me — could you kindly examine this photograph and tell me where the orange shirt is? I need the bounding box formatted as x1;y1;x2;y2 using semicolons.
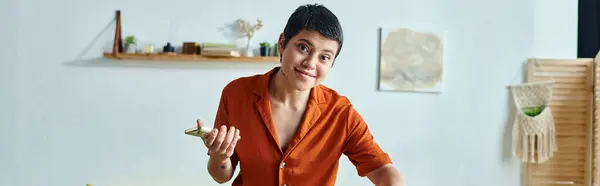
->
211;67;392;186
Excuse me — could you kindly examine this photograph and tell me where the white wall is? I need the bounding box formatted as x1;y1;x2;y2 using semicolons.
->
533;0;579;58
1;0;578;186
1;0;18;185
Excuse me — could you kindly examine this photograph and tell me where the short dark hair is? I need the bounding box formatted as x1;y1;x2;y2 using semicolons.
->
281;4;344;58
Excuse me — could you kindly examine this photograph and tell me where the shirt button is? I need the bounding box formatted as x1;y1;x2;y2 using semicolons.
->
280;162;286;168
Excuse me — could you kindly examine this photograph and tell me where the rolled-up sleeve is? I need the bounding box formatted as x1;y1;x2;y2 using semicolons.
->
342;104;393;177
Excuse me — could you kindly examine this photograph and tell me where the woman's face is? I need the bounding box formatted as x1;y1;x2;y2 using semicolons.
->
277;30;339;91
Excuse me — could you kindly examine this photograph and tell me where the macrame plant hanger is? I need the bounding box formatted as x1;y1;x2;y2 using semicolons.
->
508;59;557;164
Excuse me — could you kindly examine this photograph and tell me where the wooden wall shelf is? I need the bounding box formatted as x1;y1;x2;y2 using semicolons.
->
105;10;279;64
103;53;280;63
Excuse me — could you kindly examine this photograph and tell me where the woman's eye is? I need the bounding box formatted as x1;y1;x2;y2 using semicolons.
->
321;55;330;61
298;44;309;53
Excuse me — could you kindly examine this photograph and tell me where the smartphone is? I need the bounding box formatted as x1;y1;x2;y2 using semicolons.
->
184;126;213;140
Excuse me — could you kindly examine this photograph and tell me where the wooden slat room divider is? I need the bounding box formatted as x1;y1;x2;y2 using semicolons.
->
524;58;595;186
594;53;600;186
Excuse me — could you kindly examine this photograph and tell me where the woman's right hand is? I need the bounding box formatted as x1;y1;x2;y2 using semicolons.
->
197;119;241;163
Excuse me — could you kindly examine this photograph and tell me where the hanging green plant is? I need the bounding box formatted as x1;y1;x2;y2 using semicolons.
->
509;81;556;163
522;106;545;116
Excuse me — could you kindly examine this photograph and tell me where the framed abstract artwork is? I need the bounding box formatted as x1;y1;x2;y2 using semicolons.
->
378;27;447;93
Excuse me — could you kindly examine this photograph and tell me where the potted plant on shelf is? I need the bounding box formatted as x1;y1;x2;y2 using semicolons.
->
259;42;271;56
125;35;137;54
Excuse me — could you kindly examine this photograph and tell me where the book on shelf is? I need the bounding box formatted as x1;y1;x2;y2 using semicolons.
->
201;43;240;57
201;42;237;48
202;48;240;57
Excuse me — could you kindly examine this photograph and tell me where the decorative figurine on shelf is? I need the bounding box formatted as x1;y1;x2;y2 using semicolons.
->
163;42;175;55
125;35;137;54
182;42;199;55
238;18;264;57
259;41;271;56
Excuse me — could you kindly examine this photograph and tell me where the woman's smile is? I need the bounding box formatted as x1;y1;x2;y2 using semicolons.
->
294;67;316;80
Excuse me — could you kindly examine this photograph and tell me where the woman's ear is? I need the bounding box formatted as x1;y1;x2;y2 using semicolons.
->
278;33;285;55
278;33;285;62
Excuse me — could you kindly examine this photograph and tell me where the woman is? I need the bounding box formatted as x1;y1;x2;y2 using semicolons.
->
198;4;404;186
